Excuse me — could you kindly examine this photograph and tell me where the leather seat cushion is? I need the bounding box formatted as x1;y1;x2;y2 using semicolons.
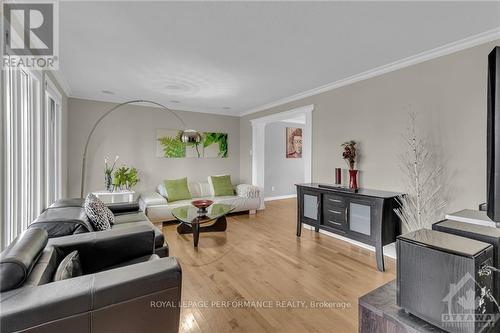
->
113;212;149;224
111;221;164;248
99;254;159;272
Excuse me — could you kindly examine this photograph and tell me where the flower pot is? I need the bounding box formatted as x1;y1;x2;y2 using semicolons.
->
349;169;358;189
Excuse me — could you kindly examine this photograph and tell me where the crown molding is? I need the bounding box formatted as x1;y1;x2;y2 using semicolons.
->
239;27;500;117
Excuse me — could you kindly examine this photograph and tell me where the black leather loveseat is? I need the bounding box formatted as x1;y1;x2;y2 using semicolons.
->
0;226;182;333
29;198;168;257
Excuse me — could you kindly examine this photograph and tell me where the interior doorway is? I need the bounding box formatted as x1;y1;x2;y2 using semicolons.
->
250;105;313;200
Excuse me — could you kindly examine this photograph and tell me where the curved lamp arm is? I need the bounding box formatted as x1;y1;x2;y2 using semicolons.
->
80;99;194;198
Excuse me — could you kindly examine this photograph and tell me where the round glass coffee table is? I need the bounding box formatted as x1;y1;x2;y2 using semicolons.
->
171;203;235;247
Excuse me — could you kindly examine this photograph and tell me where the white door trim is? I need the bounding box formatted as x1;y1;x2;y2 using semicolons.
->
250;104;314;192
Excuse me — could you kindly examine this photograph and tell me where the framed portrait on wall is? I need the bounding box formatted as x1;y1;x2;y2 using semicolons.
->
286;127;302;158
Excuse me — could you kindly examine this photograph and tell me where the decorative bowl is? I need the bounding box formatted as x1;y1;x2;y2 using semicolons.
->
191;200;214;209
191;200;214;215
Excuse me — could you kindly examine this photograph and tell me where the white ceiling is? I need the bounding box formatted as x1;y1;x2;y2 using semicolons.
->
59;1;500;116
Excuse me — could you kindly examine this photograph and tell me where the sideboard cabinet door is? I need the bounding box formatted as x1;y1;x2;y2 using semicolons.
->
348;199;373;237
300;190;321;227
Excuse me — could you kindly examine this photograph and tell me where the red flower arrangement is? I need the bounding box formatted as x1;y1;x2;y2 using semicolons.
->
341;141;357;170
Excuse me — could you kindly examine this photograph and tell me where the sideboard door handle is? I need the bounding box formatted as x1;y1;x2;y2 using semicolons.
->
328;199;342;203
329;220;342;226
328;209;341;214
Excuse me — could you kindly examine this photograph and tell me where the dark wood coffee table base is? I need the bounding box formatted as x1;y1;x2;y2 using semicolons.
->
177;216;227;247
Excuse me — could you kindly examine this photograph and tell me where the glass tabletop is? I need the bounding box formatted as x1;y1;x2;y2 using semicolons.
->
171;203;235;225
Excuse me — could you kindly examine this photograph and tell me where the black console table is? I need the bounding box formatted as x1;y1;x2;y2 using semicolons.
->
296;183;402;271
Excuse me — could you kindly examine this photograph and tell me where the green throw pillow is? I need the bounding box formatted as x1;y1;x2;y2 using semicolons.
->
209;175;234;196
164;177;192;202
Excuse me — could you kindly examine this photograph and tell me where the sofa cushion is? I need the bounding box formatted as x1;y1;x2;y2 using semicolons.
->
100;254;159;272
110;221;165;248
113;212;149;224
54;250;82;281
209;175;234;196
107;202;140;215
0;229;48;292
84;194;112;231
164;177;192;202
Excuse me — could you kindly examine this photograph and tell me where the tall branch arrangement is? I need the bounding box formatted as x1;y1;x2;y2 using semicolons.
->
394;113;446;231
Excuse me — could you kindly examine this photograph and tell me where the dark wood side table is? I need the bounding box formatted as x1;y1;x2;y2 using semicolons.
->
171;203;234;247
296;183;402;272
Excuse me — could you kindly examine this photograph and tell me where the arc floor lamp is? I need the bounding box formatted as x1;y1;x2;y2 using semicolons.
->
80;99;202;198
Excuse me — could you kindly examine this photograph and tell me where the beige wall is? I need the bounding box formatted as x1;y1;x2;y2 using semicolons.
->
67;98;240;197
240;40;500;214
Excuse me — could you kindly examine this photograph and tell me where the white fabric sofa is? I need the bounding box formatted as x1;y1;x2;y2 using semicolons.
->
139;181;264;223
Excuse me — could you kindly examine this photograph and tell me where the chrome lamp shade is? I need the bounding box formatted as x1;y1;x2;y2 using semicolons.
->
180;129;203;143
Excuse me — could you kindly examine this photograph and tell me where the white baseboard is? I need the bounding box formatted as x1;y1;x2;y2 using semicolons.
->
302;224;397;259
264;194;297;202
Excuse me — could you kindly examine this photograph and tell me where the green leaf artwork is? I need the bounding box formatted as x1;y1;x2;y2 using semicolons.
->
157;130;186;158
155;129;228;159
203;132;228;158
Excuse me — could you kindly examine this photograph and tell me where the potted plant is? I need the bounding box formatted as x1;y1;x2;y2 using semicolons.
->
126;167;140;190
113;165;140;191
104;156;119;191
341;141;358;189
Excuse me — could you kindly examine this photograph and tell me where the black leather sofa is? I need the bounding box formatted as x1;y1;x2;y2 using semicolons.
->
29;198;168;257
0;226;182;333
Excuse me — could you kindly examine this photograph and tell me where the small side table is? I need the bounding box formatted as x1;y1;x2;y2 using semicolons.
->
92;190;135;203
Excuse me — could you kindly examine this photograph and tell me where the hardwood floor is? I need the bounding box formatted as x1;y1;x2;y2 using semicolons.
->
161;198;396;333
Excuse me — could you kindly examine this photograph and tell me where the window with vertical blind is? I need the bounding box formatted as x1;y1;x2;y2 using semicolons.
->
2;67;62;247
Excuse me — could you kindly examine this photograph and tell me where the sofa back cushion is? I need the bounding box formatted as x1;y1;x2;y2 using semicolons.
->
0;228;48;292
158;181;212;199
163;177;192;202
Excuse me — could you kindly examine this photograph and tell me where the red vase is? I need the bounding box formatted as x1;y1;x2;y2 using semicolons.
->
349;169;358;189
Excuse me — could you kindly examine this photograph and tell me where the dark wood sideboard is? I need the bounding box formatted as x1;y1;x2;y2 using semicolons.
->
296;183;402;272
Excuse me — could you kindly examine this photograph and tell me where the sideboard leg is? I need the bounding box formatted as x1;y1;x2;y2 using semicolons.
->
375;242;385;272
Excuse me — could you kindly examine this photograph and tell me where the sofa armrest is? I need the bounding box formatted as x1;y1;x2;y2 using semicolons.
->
92;257;181;308
139;192;168;209
47;225;155;273
0;257;182;333
236;184;261;199
106;202;140;215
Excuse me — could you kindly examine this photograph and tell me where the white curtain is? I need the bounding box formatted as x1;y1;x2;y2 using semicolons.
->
2;66;62;248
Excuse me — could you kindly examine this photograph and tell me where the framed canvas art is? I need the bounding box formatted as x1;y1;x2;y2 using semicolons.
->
286;127;302;158
156;129;228;158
